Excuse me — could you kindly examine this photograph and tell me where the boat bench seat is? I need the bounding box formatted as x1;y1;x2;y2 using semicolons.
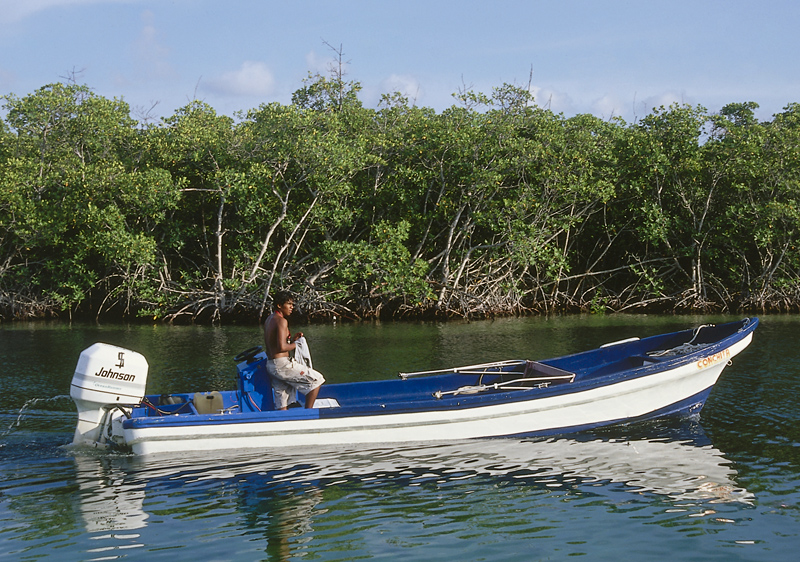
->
314;397;340;408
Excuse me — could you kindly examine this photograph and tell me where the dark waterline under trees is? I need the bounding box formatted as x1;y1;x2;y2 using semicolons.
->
1;74;799;323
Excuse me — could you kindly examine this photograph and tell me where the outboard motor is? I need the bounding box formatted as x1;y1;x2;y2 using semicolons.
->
70;343;148;447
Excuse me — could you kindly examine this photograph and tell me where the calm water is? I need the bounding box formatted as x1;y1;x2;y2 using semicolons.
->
1;314;798;561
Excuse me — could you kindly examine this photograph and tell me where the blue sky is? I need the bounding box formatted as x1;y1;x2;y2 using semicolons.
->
1;0;798;123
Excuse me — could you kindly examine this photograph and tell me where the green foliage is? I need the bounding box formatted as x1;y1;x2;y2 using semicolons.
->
292;73;363;112
2;79;800;320
321;221;432;307
1;84;179;317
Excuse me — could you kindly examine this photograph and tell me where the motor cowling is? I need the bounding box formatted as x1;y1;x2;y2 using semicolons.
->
70;343;148;447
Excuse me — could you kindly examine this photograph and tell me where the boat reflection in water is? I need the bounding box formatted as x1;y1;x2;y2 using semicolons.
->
74;455;148;533
169;434;750;503
73;424;752;535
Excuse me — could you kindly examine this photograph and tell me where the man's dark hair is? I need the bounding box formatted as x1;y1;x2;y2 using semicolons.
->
273;290;294;308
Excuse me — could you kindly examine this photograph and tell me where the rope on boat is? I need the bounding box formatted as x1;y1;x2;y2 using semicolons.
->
647;319;752;359
648;324;714;357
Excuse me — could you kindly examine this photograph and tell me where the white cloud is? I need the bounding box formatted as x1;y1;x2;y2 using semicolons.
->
590;94;628;121
530;85;574;115
380;74;422;103
131;10;176;81
206;61;276;97
638;91;692;114
304;49;351;79
577;90;697;123
304;50;329;75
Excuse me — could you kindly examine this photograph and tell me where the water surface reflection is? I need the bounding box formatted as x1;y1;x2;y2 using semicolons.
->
68;424;752;559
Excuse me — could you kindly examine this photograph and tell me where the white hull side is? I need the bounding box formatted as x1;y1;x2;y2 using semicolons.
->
126;334;751;455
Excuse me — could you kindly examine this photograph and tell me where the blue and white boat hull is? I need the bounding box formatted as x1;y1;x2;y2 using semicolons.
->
70;319;758;455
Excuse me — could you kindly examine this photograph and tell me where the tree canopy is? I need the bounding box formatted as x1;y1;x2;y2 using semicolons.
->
2;78;799;322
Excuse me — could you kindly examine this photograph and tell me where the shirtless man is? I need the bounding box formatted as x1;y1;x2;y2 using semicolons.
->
263;291;325;409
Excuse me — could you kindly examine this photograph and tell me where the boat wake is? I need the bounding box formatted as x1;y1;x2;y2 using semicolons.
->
2;395;74;437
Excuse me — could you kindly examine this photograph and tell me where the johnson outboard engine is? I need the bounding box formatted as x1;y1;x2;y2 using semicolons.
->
70;343;148;448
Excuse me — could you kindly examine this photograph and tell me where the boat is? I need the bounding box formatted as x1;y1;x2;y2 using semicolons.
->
69;318;758;455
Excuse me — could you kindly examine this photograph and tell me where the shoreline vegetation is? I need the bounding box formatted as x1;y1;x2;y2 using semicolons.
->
2;73;799;324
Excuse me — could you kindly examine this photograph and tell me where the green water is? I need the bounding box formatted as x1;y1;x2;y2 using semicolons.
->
1;314;798;560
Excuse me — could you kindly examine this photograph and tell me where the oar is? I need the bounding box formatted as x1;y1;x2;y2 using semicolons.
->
398;359;527;379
